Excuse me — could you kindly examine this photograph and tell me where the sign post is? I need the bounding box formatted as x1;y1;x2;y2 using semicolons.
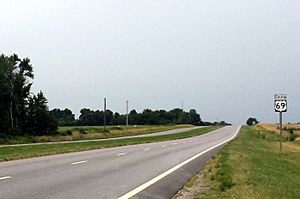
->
279;112;283;152
274;94;287;152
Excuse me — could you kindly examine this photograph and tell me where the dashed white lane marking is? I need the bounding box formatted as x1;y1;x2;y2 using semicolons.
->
161;145;166;148
0;176;12;180
117;152;127;156
71;160;87;165
173;143;178;145
118;126;241;199
144;148;151;151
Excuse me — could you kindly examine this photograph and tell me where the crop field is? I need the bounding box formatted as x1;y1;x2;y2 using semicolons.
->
259;123;300;142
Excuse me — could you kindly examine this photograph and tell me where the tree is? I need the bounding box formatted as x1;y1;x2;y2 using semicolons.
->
24;91;57;135
75;107;204;126
129;109;139;124
0;57;11;136
139;109;156;125
0;54;57;137
188;109;202;125
170;108;183;123
105;110;113;125
78;108;93;126
50;108;76;126
112;112;126;125
78;108;113;126
0;54;34;136
246;117;259;126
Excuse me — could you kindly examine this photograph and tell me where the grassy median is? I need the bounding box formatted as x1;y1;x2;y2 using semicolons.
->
175;126;300;199
0;126;219;162
0;125;193;144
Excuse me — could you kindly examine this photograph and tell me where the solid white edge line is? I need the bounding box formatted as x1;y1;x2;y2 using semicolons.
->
0;176;12;180
118;126;241;199
71;160;87;165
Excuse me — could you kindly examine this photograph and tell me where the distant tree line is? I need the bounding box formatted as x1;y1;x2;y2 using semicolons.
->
0;54;57;138
50;108;204;126
50;108;232;127
203;120;231;126
1;53;230;138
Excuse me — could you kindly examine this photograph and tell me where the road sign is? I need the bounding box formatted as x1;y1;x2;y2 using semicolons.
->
274;94;287;153
274;94;287;112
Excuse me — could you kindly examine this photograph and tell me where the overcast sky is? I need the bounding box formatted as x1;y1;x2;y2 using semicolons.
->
1;0;299;124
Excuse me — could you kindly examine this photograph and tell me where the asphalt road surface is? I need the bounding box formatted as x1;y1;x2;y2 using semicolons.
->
0;126;240;199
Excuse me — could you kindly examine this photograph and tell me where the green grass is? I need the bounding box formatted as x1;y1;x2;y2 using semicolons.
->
57;124;192;133
0;124;193;144
0;126;219;162
181;126;300;199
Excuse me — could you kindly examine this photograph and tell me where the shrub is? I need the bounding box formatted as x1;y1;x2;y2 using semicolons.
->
60;130;72;136
110;126;123;130
219;176;234;191
65;130;72;135
288;134;298;141
210;174;216;181
98;128;110;133
79;129;87;134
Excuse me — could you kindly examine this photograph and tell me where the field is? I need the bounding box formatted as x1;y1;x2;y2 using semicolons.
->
174;125;300;199
0;126;219;161
0;124;193;145
259;123;300;142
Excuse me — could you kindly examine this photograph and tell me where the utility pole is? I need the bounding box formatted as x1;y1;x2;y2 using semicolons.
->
126;100;129;127
104;98;106;132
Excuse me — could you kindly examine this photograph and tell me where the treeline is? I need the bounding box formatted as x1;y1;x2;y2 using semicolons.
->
1;53;230;138
50;108;204;126
50;108;231;127
0;54;57;138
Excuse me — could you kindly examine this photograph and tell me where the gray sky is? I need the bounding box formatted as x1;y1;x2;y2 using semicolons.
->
1;0;299;124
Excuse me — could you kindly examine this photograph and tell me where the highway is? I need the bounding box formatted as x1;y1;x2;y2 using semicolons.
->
0;126;240;199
